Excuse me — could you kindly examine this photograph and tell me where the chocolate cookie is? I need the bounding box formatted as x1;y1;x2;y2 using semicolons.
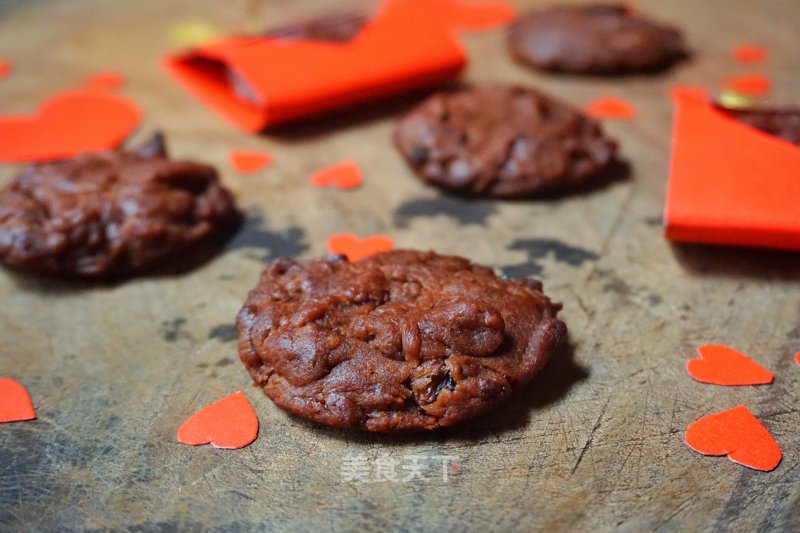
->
508;4;686;74
725;106;800;146
393;86;617;198
0;135;239;277
237;250;566;432
264;11;367;42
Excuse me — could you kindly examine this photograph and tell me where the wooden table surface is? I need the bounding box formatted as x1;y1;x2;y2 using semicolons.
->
1;0;799;531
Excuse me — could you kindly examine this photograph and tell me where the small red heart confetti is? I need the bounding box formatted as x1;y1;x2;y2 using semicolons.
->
732;45;767;64
584;97;636;119
310;160;363;190
327;234;394;262
722;74;771;96
794;352;800;366
82;71;126;91
230;150;273;174
0;89;141;163
687;344;773;386
685;405;782;471
0;59;12;81
0;378;36;423
177;391;258;449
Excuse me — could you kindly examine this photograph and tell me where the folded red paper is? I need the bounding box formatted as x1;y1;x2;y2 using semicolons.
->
163;0;514;131
664;87;800;251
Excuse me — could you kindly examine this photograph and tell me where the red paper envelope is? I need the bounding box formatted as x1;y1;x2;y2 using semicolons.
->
163;0;514;131
664;88;800;251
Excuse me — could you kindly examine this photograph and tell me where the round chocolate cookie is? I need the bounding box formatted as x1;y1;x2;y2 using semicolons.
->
508;4;686;74
0;135;239;277
264;11;367;42
237;250;566;432
393;85;617;198
725;106;800;146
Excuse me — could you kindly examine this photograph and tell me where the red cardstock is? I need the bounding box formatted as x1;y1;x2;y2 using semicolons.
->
664;87;800;251
0;59;11;81
732;45;767;64
687;344;774;386
82;71;126;91
327;233;394;262
163;0;515;131
723;74;771;96
584;97;636;119
230;149;273;174
685;405;782;472
177;391;258;449
0;89;141;163
310;160;363;189
0;378;36;423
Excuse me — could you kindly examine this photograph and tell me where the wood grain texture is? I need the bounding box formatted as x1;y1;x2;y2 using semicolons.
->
1;0;799;531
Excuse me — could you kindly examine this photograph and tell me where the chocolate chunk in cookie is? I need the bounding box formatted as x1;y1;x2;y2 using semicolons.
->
394;85;617;198
264;11;367;43
237;250;566;432
724;106;800;146
508;4;687;74
0;134;240;277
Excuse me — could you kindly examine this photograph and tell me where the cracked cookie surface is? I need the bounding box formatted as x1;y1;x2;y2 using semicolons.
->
237;250;566;432
0;135;239;277
394;85;617;198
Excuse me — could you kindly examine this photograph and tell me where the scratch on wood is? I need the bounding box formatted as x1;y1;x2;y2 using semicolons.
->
230;490;255;501
584;181;637;284
570;395;612;475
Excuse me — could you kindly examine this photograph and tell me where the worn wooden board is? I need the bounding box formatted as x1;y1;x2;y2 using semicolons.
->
1;0;799;531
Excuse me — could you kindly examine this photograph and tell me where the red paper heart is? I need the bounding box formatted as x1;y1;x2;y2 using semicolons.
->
0;378;36;423
327;233;393;262
0;89;141;163
82;71;126;91
732;45;767;64
177;391;258;449
584;97;636;119
687;344;774;386
230;149;273;173
794;352;800;366
310;160;363;189
723;74;771;96
685;405;782;471
0;59;12;81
